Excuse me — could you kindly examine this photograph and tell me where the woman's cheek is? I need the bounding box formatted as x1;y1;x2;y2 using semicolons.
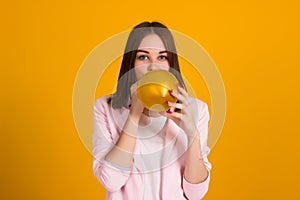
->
134;65;148;80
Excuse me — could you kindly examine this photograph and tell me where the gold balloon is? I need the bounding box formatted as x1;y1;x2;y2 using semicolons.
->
137;70;178;111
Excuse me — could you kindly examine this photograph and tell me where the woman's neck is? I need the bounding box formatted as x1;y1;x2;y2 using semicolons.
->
139;109;165;127
142;109;163;118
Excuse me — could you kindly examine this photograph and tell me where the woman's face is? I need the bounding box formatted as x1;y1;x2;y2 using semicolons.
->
134;34;170;79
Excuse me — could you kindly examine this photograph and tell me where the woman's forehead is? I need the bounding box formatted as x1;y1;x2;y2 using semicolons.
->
138;34;166;51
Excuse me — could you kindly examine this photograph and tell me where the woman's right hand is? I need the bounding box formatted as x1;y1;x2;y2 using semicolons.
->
129;83;144;122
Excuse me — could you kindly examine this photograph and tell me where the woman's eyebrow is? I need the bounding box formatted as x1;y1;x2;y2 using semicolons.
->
159;50;168;54
136;49;168;54
136;49;149;54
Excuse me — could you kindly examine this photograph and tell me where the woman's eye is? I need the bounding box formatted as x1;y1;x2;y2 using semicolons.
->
158;55;168;60
137;55;148;60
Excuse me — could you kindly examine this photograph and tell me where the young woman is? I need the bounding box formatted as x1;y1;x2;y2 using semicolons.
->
92;21;211;200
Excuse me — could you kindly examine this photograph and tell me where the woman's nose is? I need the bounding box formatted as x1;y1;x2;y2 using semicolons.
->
147;63;161;71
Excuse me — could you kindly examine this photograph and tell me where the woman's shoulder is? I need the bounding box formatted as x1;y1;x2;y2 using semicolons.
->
95;94;112;103
94;94;113;109
188;97;210;122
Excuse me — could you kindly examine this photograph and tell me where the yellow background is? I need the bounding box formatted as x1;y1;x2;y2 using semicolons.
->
1;0;299;199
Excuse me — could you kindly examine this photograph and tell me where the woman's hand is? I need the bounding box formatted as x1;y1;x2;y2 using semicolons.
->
165;84;197;137
129;83;144;122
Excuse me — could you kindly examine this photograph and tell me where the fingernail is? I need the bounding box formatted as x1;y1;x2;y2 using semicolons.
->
166;109;172;114
166;101;171;106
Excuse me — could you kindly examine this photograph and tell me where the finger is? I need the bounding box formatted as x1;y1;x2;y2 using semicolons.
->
166;101;183;110
177;84;189;98
169;106;175;112
166;110;182;119
130;82;138;95
170;90;188;105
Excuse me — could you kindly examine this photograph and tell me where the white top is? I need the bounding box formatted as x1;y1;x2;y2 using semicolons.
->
92;95;212;200
134;114;167;200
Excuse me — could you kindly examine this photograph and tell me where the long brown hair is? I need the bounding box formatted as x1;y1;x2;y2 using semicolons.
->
110;21;186;109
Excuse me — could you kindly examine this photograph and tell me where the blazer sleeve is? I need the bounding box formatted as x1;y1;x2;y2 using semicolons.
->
92;98;131;192
183;101;212;200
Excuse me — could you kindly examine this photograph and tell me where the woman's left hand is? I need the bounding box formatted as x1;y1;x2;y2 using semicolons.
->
165;84;197;137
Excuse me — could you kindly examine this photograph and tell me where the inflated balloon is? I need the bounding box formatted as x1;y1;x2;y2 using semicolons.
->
137;70;179;111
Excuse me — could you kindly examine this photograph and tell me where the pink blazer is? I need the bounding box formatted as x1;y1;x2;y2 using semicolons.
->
92;95;212;200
